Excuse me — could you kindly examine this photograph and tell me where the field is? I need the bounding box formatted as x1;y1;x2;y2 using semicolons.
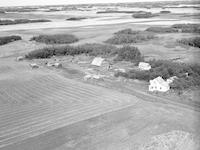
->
0;1;200;150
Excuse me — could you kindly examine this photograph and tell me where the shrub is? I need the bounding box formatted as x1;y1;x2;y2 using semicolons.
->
146;27;178;33
30;34;79;44
0;19;51;25
66;17;87;21
132;12;158;18
146;24;200;33
0;10;5;13
160;10;171;14
171;23;200;33
177;37;200;48
96;10;146;14
0;35;22;45
115;45;142;62
25;43;118;59
114;28;140;35
105;29;155;44
78;43;117;56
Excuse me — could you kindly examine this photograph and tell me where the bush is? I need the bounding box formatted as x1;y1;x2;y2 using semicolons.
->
30;34;79;44
171;23;200;33
96;10;146;14
146;24;200;33
0;35;22;45
115;45;143;62
132;12;158;18
105;28;155;44
114;28;140;35
0;19;51;25
25;43;118;59
177;37;200;48
66;17;87;21
115;59;200;90
160;10;171;14
146;27;178;33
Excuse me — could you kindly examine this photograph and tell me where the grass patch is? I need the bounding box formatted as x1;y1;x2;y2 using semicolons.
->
115;60;200;90
0;35;22;45
0;19;51;25
177;37;200;48
132;12;158;18
30;34;79;44
105;28;155;45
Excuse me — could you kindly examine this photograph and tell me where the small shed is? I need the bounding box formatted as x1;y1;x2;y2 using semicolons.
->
16;56;24;61
54;62;62;68
91;57;104;67
149;76;169;92
166;76;178;84
138;62;151;71
30;63;39;69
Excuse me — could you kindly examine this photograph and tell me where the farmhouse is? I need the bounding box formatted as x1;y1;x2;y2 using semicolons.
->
138;62;151;70
149;76;170;92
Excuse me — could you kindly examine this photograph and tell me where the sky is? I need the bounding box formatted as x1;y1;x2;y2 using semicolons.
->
0;0;184;7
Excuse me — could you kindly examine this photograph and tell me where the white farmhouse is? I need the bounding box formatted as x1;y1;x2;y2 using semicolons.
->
149;76;170;92
91;57;104;67
138;62;151;71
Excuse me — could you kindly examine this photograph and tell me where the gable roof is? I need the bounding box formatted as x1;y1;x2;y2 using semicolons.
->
152;76;169;88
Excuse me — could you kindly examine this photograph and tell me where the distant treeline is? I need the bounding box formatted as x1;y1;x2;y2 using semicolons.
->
0;19;51;26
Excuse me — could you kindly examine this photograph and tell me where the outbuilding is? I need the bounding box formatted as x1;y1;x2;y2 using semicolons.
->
16;56;24;61
138;62;151;71
91;57;104;67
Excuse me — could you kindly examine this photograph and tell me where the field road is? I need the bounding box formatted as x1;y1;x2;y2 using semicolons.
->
0;58;139;149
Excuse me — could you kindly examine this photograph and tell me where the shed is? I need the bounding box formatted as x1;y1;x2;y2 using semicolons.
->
16;56;24;61
138;62;151;71
91;57;104;67
166;76;178;84
30;63;39;69
54;62;62;68
149;76;169;92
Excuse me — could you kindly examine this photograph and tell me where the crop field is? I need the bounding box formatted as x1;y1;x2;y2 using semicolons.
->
0;59;139;148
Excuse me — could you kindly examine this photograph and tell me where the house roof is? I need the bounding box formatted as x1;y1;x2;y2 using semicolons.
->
152;76;169;87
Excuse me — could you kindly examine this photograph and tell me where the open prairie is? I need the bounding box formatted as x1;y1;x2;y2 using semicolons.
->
0;1;200;150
